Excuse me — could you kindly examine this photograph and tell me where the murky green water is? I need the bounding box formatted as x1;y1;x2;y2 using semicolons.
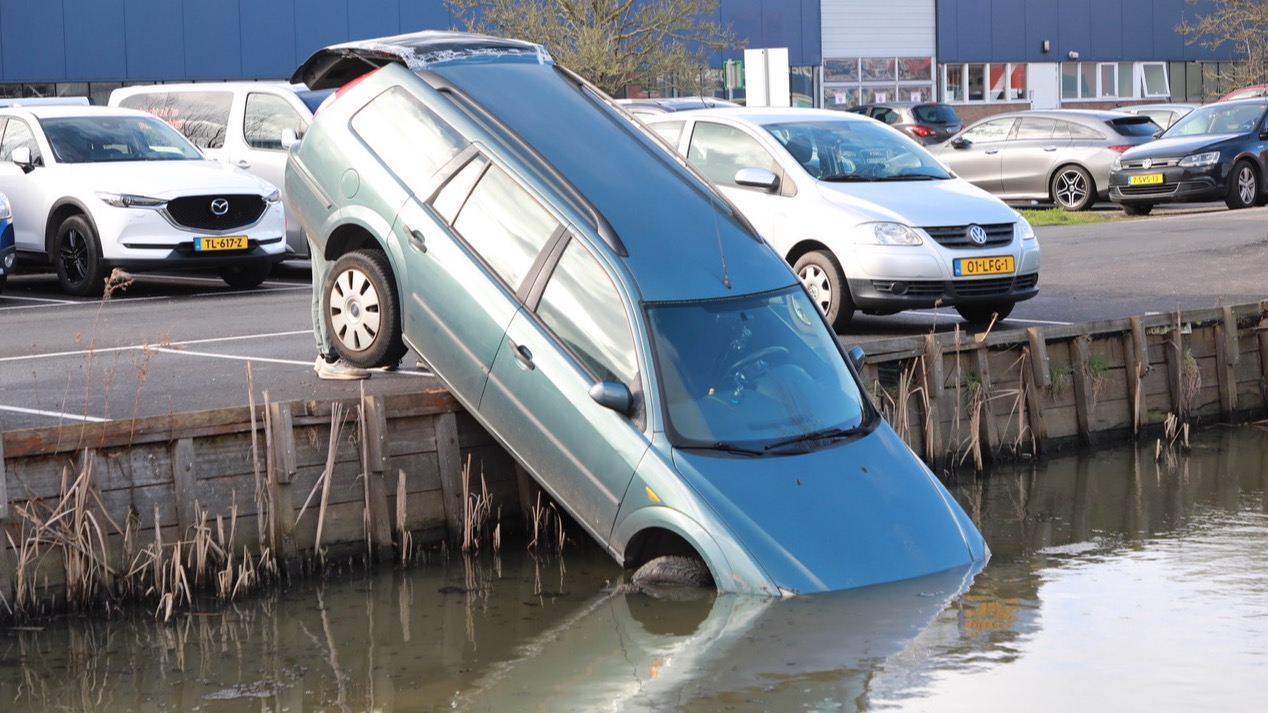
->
3;425;1266;712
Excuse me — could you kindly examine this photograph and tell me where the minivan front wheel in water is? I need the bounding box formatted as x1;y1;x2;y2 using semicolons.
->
323;249;407;368
55;215;107;296
956;302;1014;325
793;250;854;331
1051;165;1095;211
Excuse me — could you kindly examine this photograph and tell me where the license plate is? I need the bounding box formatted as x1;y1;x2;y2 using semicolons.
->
954;255;1015;277
195;236;248;251
1129;173;1164;185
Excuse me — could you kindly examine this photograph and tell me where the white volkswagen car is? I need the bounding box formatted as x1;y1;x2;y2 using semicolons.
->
0;105;285;295
645;108;1041;329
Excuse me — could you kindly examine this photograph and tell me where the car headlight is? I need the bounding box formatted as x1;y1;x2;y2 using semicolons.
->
96;192;167;208
860;222;923;246
264;188;281;204
1111;156;1123;171
1014;213;1036;241
1178;151;1220;168
0;193;10;221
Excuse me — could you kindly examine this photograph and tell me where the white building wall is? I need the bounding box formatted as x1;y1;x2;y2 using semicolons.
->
821;0;936;58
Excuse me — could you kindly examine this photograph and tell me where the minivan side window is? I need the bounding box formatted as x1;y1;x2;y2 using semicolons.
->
686;122;777;187
536;239;638;386
351;86;469;194
452;164;560;291
0;119;40;163
244;92;305;150
118;91;232;149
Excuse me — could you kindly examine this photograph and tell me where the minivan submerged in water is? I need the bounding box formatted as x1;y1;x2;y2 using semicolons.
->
285;31;988;594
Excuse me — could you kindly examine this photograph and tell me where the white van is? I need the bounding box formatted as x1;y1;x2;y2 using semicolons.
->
109;82;332;259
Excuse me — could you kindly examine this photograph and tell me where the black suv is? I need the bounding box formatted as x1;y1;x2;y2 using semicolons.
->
847;101;963;145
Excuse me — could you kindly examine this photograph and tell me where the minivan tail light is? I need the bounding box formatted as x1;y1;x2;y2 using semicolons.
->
1108;145;1134;153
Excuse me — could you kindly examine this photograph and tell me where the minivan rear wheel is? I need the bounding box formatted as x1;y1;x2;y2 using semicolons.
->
55;215;107;296
793;250;854;331
323;249;407;368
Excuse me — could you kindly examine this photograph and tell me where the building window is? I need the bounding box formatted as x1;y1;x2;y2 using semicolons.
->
942;64;1027;103
1061;61;1170;100
824;56;935;109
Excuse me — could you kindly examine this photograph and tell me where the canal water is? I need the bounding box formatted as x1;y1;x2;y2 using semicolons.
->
3;424;1266;712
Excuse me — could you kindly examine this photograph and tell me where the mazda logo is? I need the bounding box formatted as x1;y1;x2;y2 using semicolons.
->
968;225;988;245
210;198;230;216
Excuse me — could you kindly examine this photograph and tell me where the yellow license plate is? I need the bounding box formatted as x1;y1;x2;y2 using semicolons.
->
195;236;248;252
1129;173;1164;185
955;255;1015;277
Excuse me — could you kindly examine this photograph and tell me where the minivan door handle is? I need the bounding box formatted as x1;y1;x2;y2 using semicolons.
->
405;225;427;253
236;160;251;169
509;339;535;370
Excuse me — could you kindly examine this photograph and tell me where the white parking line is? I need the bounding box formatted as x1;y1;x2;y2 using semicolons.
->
0;404;110;423
0;330;312;363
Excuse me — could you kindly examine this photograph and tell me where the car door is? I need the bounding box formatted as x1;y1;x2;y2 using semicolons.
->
936;117;1015;195
681;120;786;242
1000;116;1071;198
233;91;313;253
480;235;648;541
0;117;52;251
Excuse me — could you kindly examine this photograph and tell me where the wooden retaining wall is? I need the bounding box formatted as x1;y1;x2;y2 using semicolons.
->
2;301;1267;618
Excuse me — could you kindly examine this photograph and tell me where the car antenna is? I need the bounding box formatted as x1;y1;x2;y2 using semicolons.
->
709;194;732;289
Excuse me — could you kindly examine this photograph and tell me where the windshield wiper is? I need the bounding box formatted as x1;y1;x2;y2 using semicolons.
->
690;441;771;457
819;173;875;182
872;173;944;181
765;425;867;451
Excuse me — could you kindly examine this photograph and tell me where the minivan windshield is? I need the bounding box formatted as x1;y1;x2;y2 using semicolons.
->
647;287;871;453
763;119;952;181
41;115;203;163
1164;102;1268;137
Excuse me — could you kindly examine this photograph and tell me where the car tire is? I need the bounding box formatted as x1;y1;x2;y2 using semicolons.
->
630;555;714;589
1225;160;1258;209
323;249;407;368
1121;203;1153;216
792;250;854;331
956;302;1014;325
1051;165;1095;211
55;215;107;297
218;263;271;289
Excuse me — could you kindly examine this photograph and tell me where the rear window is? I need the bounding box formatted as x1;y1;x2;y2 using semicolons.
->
913;104;960;124
116;91;232;149
1108;117;1161;136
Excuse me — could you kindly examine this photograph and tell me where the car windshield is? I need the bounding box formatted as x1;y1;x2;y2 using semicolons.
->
647;286;871;453
41;115;203;163
763;119;951;181
1164;103;1267;137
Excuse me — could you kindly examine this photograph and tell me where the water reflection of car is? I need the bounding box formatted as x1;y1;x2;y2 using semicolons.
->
846;101;964;145
1109;99;1268;215
0;105;286;295
286;31;988;595
0;191;13;293
645;107;1040;328
928;109;1159;211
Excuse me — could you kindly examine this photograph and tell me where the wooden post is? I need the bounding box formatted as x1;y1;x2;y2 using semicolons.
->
1166;311;1186;418
1070;335;1095;446
434;412;465;542
1127;316;1149;435
268;401;297;484
362;396;392;561
172;438;197;535
1021;345;1047;452
0;437;11;599
971;346;998;462
922;334;945;469
1258;303;1268;401
1026;327;1051;388
265;401;298;566
1214;305;1238;419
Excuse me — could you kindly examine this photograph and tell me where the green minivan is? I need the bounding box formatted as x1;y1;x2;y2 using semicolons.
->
285;31;988;595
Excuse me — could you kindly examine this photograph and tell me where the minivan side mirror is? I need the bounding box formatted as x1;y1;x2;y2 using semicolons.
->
589;381;632;414
734;167;780;192
847;345;865;372
10;146;33;171
281;128;299;149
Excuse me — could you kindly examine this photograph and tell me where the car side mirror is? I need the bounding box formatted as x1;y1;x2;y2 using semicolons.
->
281;128;300;149
589;381;632;414
847;345;865;372
950;137;970;149
10;146;33;171
1259;129;1268;141
734;167;780;192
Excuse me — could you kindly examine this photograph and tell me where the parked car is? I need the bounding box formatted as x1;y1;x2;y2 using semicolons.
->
846;101;963;144
616;96;739;117
1218;84;1268;102
928;109;1159;211
0;105;285;295
0;191;12;293
1121;103;1198;130
286;30;988;595
1109;98;1268;215
110;82;333;259
645;107;1040;328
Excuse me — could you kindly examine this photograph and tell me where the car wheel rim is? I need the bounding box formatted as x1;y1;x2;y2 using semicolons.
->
798;264;832;313
329;267;383;353
1238;168;1256;204
60;229;88;283
1056;171;1087;208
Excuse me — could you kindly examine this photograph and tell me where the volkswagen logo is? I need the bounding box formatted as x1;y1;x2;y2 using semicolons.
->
210;198;230;216
1142;158;1153;170
967;224;988;245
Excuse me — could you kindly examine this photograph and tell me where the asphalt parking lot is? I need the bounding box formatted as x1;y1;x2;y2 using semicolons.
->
2;203;1266;432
